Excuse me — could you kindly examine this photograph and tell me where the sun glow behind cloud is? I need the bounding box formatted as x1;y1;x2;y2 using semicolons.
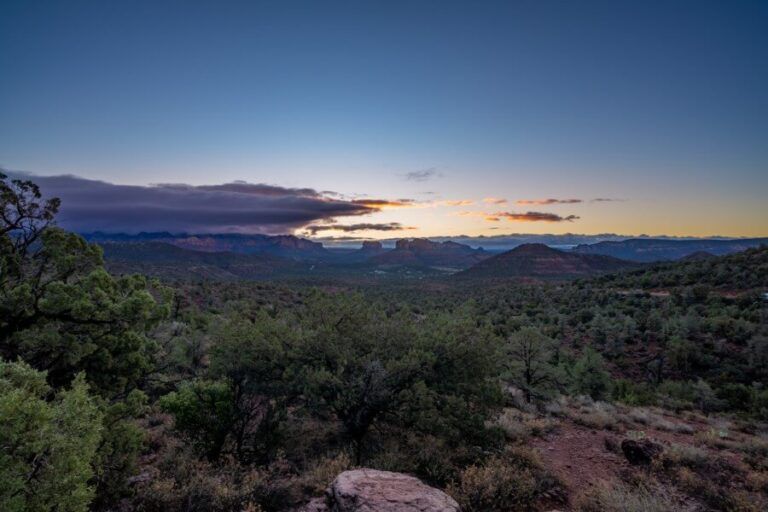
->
5;169;768;240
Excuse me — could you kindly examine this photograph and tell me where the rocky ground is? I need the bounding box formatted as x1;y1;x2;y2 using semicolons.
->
296;396;768;511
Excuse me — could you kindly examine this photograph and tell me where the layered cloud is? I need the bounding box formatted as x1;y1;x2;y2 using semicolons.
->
7;172;384;234
495;211;580;222
303;222;415;235
483;197;508;205
515;197;624;205
516;198;582;205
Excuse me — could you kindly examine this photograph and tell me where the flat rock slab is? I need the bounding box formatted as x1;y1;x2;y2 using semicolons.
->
328;469;460;512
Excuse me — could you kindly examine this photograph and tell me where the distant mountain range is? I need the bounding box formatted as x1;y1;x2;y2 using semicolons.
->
83;232;768;281
316;233;755;251
84;232;491;270
457;243;640;279
571;238;768;262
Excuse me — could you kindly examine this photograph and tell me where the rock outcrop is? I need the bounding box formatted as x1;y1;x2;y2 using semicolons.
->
361;240;383;252
621;438;664;465
299;468;460;512
373;238;488;269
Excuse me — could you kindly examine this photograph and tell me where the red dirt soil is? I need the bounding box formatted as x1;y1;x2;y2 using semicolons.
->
532;423;627;493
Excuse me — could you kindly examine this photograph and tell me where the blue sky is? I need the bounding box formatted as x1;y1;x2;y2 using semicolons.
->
1;0;767;237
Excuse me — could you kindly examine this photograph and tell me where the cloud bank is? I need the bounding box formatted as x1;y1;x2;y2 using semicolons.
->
516;198;582;205
494;211;580;222
303;222;416;235
7;172;380;234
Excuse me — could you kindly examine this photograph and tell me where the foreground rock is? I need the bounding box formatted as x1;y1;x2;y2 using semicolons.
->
621;438;663;465
300;468;460;512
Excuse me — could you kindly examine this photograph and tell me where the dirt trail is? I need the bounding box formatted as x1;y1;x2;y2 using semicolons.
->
532;424;627;493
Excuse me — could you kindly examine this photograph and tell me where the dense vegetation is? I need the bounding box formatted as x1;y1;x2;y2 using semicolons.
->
593;246;768;290
2;172;767;511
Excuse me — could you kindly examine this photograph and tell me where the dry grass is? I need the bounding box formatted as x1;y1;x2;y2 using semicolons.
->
737;435;768;470
296;452;352;495
492;408;559;441
618;406;694;434
574;480;677;512
447;447;565;512
661;443;710;469
570;401;619;430
694;428;736;450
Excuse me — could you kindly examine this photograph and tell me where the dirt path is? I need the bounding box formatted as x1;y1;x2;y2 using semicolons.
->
532;424;627;496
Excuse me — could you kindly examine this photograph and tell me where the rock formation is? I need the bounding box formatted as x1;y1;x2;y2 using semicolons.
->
299;468;460;512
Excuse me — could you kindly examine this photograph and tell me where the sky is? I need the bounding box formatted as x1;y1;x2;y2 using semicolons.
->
1;0;767;238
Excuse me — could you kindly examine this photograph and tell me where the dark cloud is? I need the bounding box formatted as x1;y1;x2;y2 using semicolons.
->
303;222;416;235
591;197;624;203
7;172;377;234
516;198;582;205
192;182;321;197
402;168;442;182
495;211;580;222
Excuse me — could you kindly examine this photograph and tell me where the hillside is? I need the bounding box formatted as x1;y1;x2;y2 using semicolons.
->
458;243;639;279
592;245;768;290
572;237;768;262
100;241;305;280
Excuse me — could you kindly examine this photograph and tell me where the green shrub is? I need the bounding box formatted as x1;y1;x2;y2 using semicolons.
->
160;380;237;460
570;348;612;400
0;360;103;512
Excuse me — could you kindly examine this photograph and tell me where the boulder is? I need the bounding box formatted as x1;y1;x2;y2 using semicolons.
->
323;469;460;512
621;438;663;465
296;497;330;512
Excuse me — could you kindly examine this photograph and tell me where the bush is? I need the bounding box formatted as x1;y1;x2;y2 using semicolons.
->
160;380;237;461
718;383;754;412
612;379;657;406
447;448;564;511
569;399;618;430
0;360;103;512
570;348;612;400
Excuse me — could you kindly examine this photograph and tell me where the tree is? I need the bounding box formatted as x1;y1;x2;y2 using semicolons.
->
505;327;558;403
0;359;102;512
166;292;504;468
570;347;612;400
0;171;168;396
0;171;60;276
160;380;237;461
293;294;503;464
